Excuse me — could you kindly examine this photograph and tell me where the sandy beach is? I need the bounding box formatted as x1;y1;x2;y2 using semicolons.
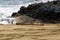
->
0;24;60;40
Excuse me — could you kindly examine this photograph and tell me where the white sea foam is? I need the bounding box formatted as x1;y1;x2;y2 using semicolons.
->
0;0;53;16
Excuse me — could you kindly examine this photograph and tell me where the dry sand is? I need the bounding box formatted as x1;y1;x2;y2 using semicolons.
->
0;24;60;40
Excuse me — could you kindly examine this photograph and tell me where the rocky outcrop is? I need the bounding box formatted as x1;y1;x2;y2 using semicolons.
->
12;0;60;23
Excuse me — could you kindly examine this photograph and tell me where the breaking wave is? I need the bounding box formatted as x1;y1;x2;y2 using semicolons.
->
0;0;53;16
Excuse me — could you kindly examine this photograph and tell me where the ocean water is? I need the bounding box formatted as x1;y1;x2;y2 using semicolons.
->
0;0;53;17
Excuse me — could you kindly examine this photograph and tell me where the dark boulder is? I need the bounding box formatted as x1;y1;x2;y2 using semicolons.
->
12;0;60;23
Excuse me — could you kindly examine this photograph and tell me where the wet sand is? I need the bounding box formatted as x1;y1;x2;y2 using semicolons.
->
0;24;60;40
